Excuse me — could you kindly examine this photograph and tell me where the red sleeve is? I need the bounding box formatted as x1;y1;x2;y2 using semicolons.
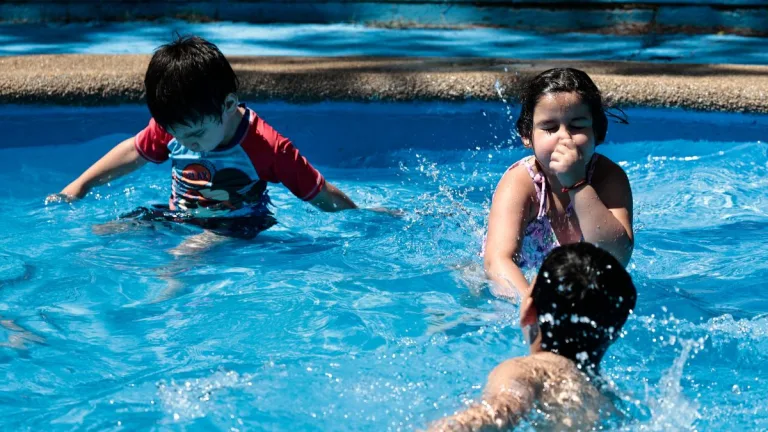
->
243;115;325;201
134;118;172;163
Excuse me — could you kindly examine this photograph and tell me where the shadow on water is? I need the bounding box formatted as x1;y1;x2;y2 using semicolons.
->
1;22;767;65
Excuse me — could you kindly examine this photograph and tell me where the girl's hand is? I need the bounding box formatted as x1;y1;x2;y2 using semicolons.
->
549;138;586;187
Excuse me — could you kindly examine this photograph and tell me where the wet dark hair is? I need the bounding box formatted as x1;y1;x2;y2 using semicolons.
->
145;35;239;129
516;68;619;146
531;243;636;372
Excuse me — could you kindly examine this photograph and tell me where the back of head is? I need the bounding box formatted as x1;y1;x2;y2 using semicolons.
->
531;243;636;372
516;67;608;144
145;35;239;129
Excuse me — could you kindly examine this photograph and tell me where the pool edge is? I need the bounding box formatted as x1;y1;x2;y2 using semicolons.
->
1;55;767;113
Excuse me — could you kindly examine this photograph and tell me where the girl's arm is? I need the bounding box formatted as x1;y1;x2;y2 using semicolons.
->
568;159;633;265
550;139;633;266
484;165;535;300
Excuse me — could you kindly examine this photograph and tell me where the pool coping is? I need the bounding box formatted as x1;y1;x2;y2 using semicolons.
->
1;55;767;113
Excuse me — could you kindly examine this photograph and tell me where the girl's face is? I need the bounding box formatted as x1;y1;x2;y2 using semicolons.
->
525;92;596;175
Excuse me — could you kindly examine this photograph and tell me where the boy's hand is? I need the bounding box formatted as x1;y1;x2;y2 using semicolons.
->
549;138;586;188
45;182;85;205
368;207;405;218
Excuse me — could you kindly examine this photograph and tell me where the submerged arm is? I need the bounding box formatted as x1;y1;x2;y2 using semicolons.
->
309;182;358;212
51;137;147;201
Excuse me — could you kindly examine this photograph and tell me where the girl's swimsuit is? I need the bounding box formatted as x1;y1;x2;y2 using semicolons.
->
489;154;599;272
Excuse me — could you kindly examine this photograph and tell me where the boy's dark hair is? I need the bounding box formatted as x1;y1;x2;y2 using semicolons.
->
145;35;239;129
516;68;616;146
531;243;636;372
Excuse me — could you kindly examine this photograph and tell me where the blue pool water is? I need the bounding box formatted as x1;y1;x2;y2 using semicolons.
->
0;102;767;430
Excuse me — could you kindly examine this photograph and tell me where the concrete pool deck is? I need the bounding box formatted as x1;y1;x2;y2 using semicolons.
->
1;55;767;113
1;22;767;112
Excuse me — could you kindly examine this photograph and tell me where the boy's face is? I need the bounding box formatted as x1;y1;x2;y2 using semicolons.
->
166;115;229;153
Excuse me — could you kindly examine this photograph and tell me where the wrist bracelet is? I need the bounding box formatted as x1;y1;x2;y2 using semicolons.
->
561;179;588;193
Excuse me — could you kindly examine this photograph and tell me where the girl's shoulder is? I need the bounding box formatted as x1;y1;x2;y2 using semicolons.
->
494;157;539;221
498;156;538;193
591;154;632;203
592;154;630;187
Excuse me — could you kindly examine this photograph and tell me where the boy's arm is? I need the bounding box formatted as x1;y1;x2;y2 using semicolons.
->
309;182;357;212
252;123;357;212
50;137;147;202
427;359;537;432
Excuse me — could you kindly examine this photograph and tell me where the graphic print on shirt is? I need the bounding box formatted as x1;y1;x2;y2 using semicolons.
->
134;105;325;219
172;160;269;217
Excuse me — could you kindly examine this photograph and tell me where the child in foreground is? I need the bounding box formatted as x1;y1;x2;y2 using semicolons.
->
430;243;637;431
484;68;634;300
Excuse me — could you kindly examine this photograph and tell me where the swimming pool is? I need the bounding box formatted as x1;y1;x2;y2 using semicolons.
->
0;102;766;430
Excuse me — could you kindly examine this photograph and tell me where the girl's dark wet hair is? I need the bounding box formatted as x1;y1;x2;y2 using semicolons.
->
516;68;619;146
531;243;636;372
145;35;239;129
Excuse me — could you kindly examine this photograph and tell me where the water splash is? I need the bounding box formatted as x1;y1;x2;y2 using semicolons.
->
636;341;702;431
157;369;253;423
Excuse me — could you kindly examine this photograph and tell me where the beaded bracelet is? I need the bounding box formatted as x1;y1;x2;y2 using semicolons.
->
561;179;588;193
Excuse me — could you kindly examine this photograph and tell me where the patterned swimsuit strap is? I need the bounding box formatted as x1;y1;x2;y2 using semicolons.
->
520;157;548;219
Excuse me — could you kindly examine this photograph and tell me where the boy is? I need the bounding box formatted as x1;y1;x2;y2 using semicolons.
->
48;36;357;239
429;243;637;431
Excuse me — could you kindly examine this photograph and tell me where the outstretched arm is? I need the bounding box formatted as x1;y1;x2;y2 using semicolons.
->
48;137;147;202
309;182;358;212
483;165;535;300
428;392;534;432
428;359;537;431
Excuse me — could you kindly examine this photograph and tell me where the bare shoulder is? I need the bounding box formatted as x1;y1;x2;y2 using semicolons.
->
592;154;631;191
490;159;538;221
529;351;585;375
482;354;613;430
493;353;594;391
487;357;531;384
484;354;587;403
591;154;633;211
494;159;536;198
485;355;544;396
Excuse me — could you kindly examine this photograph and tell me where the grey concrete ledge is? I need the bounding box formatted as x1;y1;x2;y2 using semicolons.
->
1;55;767;113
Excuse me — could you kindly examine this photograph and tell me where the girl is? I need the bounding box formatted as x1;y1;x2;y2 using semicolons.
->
484;68;633;300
